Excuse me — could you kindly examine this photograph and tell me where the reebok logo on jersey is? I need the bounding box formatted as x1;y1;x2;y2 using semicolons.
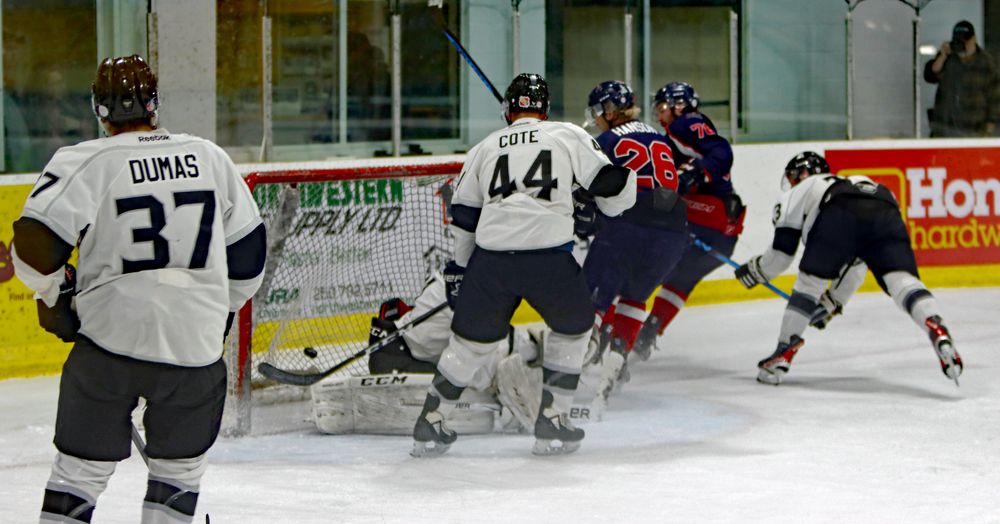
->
137;135;171;142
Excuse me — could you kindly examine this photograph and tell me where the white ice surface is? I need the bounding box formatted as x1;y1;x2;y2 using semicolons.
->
2;288;999;523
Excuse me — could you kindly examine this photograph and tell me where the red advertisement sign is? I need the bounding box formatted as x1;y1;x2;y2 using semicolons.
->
827;148;1000;266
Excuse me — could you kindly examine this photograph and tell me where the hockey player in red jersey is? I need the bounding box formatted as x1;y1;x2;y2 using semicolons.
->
735;151;963;386
632;81;746;360
581;80;688;389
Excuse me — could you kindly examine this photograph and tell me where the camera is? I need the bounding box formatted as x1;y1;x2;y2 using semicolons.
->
950;38;965;53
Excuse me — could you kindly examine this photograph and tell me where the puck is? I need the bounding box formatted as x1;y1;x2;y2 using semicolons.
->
303;347;318;359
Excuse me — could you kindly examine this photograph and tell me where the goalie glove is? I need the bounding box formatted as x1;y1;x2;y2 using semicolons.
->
37;264;79;343
735;256;767;289
442;260;465;310
809;290;843;330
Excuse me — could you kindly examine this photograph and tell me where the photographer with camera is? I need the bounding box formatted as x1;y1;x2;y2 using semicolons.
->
924;20;1000;137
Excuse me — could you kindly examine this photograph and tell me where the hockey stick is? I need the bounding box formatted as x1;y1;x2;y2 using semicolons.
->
690;236;791;300
131;424;149;466
258;301;449;386
429;2;503;103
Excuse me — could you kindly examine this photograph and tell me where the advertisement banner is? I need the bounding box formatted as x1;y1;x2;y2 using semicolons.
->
0;183;72;379
827;147;1000;266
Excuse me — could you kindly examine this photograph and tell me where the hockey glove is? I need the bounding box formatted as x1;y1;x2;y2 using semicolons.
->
809;290;843;330
677;160;704;195
443;260;465;309
572;188;599;239
37;264;79;343
735;257;767;289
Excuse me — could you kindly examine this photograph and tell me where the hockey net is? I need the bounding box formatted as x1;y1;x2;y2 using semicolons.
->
221;156;463;436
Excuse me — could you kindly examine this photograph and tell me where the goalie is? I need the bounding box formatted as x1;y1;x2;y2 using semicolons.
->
311;267;615;436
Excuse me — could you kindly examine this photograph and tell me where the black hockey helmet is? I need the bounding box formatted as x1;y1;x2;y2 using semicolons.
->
503;73;549;124
653;81;699;113
92;55;159;125
783;151;830;189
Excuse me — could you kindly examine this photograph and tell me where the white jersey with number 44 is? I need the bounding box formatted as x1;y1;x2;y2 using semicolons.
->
453;117;630;251
19;129;262;366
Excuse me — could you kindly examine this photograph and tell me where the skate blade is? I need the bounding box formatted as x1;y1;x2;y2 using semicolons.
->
756;368;783;385
532;438;582;456
410;440;451;458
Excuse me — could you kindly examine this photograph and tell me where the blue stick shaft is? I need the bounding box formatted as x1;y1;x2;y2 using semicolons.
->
442;30;503;103
691;237;791;300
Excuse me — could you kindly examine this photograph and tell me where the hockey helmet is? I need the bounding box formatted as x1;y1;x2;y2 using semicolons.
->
585;80;634;127
783;151;830;190
653;81;699;112
503;73;550;124
92;55;159;125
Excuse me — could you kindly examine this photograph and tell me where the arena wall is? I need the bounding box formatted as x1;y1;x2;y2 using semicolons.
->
3;139;999;379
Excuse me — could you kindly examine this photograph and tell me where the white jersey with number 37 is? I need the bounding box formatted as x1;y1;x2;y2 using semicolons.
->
19;129;262;366
453;118;628;251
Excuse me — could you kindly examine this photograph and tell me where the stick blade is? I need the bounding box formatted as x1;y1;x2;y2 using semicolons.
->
257;362;324;386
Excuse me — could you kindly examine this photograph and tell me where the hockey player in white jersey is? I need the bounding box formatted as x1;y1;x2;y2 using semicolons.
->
410;73;636;457
12;55;265;524
735;151;963;385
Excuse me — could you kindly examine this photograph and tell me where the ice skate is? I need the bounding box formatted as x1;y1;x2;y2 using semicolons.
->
756;336;804;385
533;391;585;456
632;316;660;361
925;316;963;386
411;395;457;457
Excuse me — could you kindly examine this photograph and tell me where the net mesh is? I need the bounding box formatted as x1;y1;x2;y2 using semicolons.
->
222;157;462;435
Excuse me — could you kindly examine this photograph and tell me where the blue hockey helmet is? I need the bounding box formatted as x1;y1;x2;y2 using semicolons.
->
783;151;830;190
503;73;550;124
653;81;699;112
585;80;634;127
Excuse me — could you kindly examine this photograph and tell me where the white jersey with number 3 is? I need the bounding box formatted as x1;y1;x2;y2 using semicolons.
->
19;129;262;366
453;117;630;251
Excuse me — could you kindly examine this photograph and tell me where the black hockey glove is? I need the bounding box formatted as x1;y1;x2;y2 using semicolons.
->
443;260;465;309
37;264;79;343
735;257;767;289
572;188;599;239
677;159;704;195
809;291;843;330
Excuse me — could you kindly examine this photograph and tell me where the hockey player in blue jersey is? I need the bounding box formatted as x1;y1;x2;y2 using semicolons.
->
632;81;747;360
581;80;688;387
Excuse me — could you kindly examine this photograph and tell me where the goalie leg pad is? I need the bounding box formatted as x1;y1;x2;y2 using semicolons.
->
311;374;495;435
496;353;543;432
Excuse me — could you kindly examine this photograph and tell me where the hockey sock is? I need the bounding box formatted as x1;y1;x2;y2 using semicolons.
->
883;271;941;332
542;367;580;415
40;453;115;524
779;274;823;344
143;478;199;523
650;286;688;335
610;299;646;351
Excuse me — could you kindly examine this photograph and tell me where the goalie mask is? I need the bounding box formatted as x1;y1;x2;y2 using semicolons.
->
502;73;550;124
783;151;830;190
92;54;159;126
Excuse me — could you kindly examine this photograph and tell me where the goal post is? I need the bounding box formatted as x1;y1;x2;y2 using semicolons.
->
222;155;465;437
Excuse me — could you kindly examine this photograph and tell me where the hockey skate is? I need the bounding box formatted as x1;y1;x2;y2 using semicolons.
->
632;316;660;361
533;391;585;456
610;337;631;391
925;316;963;386
411;394;457;457
756;335;805;385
